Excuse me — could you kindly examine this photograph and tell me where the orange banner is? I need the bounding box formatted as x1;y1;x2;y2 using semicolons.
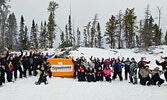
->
48;58;74;77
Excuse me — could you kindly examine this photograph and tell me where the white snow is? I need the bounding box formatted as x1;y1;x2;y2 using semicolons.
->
0;45;167;100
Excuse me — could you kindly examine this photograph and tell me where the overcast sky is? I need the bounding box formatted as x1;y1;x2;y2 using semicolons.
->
9;0;167;47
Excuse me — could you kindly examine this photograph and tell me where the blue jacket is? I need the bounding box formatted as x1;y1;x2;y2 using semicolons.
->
113;62;124;72
44;54;55;58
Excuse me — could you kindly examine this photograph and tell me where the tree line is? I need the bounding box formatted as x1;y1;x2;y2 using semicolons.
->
0;1;167;52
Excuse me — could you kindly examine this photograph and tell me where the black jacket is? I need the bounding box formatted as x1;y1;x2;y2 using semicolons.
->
13;50;23;67
0;51;9;70
156;61;167;70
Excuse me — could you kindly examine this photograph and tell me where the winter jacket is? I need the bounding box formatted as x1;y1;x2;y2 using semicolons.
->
33;54;41;65
89;62;95;69
13;50;23;66
86;69;95;76
138;61;150;69
22;56;30;67
139;69;150;78
0;51;9;70
123;61;131;71
83;62;89;70
41;61;51;71
96;69;104;76
129;62;138;74
113;62;124;72
44;54;55;58
104;68;111;77
156;61;167;71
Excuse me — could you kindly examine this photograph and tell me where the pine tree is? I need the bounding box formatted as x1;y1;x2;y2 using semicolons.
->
23;26;30;50
6;13;18;50
47;12;56;48
19;15;25;49
105;15;117;49
116;10;123;49
30;20;38;49
60;32;65;45
86;22;91;47
68;15;73;46
65;24;69;44
165;31;167;45
47;1;58;48
152;24;162;46
0;0;10;50
83;28;88;47
77;27;81;47
123;8;137;48
90;14;98;47
97;22;102;48
39;21;48;48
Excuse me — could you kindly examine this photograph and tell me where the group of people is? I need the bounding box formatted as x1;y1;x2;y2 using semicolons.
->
72;56;167;87
0;48;53;86
1;47;167;87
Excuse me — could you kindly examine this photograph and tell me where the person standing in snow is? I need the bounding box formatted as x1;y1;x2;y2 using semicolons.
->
0;48;12;83
82;59;89;72
13;49;23;80
22;53;31;77
32;51;41;76
122;58;131;80
139;65;152;86
72;57;80;79
7;56;14;81
86;67;96;82
104;66;112;82
156;57;167;83
129;58;138;84
112;60;124;81
150;67;164;87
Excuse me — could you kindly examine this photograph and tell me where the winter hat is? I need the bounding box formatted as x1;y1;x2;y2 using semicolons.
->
131;58;135;60
165;57;167;59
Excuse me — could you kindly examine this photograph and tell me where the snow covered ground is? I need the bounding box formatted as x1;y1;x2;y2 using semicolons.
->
1;45;167;100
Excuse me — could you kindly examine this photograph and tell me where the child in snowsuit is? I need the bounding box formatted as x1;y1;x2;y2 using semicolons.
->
96;66;104;81
86;67;96;82
35;66;48;85
112;60;124;81
104;66;112;82
139;66;152;86
129;58;138;84
77;65;86;82
151;67;164;87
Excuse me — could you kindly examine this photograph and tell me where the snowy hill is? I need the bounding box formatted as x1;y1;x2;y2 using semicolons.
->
1;45;167;100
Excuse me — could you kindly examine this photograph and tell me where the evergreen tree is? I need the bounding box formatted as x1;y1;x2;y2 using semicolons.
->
90;14;98;47
0;0;10;50
97;22;102;48
65;24;69;44
30;20;38;49
47;12;56;48
116;10;123;49
165;31;167;45
23;26;30;50
77;27;81;47
123;8;137;48
47;1;58;48
39;21;48;48
152;24;162;46
68;15;73;46
19;15;25;49
83;28;88;47
6;13;18;50
60;32;65;45
105;15;117;49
